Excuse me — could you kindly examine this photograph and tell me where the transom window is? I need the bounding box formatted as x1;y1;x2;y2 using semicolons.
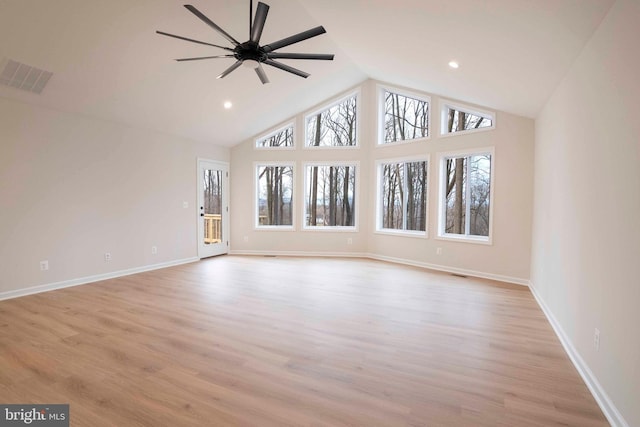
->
380;88;430;144
377;158;428;234
438;149;494;242
256;124;294;149
256;164;294;228
441;101;495;135
304;163;357;229
305;93;358;148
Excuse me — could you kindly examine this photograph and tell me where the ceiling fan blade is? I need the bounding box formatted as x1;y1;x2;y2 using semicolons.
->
251;2;270;44
176;55;235;62
255;63;270;84
184;4;241;46
264;59;309;78
263;26;326;53
156;31;233;51
217;60;243;79
267;53;334;61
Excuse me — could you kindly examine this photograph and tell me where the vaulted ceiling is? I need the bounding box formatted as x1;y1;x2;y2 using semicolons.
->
0;0;614;147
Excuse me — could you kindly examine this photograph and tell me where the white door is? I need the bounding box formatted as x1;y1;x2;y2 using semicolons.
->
197;159;229;258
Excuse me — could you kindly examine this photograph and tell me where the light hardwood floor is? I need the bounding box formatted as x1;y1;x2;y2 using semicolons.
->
0;256;608;426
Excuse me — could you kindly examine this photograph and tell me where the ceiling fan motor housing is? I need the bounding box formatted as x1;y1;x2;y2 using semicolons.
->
235;41;267;63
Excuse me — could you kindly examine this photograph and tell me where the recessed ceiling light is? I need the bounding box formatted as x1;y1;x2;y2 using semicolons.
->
223;101;232;109
448;61;460;69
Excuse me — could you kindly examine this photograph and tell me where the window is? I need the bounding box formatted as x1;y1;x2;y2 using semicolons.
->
377;159;428;234
256;164;294;228
256;124;294;149
304;164;357;229
440;101;495;135
380;88;430;144
305;93;358;148
439;149;493;242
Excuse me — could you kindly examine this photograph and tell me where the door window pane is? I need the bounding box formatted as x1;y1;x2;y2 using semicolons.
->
203;169;223;244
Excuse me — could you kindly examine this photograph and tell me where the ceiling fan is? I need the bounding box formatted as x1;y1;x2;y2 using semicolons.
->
156;1;335;84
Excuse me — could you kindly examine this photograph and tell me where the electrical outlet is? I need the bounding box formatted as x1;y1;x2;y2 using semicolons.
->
40;260;49;271
347;238;353;245
151;246;158;255
436;247;443;255
243;236;249;242
594;328;600;351
104;252;112;262
183;201;189;209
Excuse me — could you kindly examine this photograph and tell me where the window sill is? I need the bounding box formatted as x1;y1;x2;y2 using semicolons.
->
254;146;296;151
374;230;427;239
302;226;358;232
436;233;492;245
376;136;430;147
303;145;360;150
255;226;296;231
439;125;495;139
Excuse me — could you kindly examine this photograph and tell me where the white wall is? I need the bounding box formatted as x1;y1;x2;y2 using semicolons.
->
230;79;535;283
0;98;229;295
530;0;640;425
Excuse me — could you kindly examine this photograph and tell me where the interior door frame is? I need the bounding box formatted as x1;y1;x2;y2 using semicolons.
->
197;158;230;259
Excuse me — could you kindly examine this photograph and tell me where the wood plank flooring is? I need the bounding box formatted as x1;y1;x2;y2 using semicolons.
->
0;256;608;426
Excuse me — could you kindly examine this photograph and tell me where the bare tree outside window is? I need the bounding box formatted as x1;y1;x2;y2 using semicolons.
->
204;169;222;216
383;91;429;143
441;107;493;238
381;160;427;231
446;107;492;133
305;165;356;227
304;95;357;228
444;154;491;237
305;95;357;147
256;125;294;148
468;155;491;236
257;165;293;226
203;168;223;243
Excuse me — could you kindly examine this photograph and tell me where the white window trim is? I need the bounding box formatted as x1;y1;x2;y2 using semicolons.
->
436;147;495;245
439;99;496;137
254;161;296;230
302;161;360;232
303;88;361;150
377;85;431;146
254;121;296;150
375;154;430;237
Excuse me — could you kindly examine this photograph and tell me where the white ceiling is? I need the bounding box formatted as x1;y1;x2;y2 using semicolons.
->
0;0;614;147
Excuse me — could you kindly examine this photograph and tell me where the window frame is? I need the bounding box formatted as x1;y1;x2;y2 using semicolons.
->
254;161;296;231
439;100;496;137
437;147;495;244
303;89;361;150
254;122;296;150
302;161;360;232
375;155;430;238
377;85;431;146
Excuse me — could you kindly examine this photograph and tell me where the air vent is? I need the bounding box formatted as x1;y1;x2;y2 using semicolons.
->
0;58;53;94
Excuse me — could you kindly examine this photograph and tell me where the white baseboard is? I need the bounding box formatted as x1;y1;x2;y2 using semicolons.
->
529;282;628;427
0;257;199;302
230;250;529;286
367;253;530;286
